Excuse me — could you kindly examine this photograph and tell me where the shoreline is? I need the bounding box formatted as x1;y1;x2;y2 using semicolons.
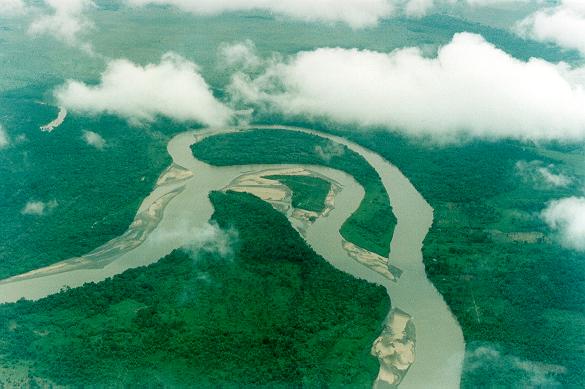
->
0;125;464;388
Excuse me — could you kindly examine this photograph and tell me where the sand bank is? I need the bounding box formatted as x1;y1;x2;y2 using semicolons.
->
40;107;67;132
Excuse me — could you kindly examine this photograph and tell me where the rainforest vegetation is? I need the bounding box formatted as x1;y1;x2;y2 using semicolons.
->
0;87;179;279
0;191;388;387
192;129;395;256
266;174;331;213
263;118;585;387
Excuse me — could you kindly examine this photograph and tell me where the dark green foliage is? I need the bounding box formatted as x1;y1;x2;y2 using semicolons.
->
0;87;180;279
0;191;389;387
238;114;585;386
266;174;331;213
324;128;585;387
192;129;396;256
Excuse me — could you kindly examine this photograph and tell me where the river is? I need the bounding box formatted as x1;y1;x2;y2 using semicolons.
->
0;126;464;388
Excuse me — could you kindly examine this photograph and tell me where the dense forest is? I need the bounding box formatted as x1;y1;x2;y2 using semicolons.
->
192;129;396;257
0;191;389;387
259;117;585;387
266;174;331;213
0;84;180;279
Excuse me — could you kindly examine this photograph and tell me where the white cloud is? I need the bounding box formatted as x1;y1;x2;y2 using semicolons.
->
404;0;437;18
0;0;27;16
21;200;59;216
152;221;238;260
218;40;263;70
542;197;585;251
517;0;585;56
82;130;106;149
28;0;94;49
229;33;585;142
126;0;396;28
465;344;564;387
537;166;572;188
466;0;530;5
126;0;536;23
515;160;572;188
314;141;345;162
0;125;10;149
55;53;232;127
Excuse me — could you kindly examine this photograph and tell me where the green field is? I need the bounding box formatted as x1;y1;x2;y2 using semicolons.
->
266;175;331;213
0;191;388;387
192;129;396;256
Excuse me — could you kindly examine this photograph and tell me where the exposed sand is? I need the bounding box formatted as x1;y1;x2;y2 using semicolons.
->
372;309;416;388
230;186;288;202
156;164;194;186
0;185;185;285
0;126;464;388
342;240;402;281
40;107;67;132
224;167;342;233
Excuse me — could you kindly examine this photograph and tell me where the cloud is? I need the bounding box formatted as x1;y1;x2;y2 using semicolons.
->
126;0;396;28
466;0;530;5
82;130;106;149
315;140;345;162
0;0;27;16
517;0;585;56
515;160;572;188
0;125;10;149
218;40;263;71
28;0;94;50
183;222;238;259
126;0;536;23
403;0;437;17
152;221;238;260
542;197;585;251
464;343;564;387
229;33;585;142
55;53;232;127
21;200;59;216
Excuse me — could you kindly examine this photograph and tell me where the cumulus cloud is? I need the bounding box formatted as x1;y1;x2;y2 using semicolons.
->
152;221;238;260
218;40;263;70
464;343;564;387
229;33;585;142
82;130;106;149
126;0;536;22
28;0;94;49
515;160;572;188
0;125;10;149
0;0;27;16
55;53;232;127
401;0;535;18
183;222;238;259
126;0;396;28
21;200;59;216
517;0;585;56
466;0;530;5
542;197;585;251
315;141;345;162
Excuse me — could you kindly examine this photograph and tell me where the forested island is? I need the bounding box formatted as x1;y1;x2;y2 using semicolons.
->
266;174;331;213
192;129;396;257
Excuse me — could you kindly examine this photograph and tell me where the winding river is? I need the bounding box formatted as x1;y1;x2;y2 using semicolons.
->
0;126;464;388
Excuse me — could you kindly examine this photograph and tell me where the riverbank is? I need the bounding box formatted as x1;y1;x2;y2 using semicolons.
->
0;125;464;388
